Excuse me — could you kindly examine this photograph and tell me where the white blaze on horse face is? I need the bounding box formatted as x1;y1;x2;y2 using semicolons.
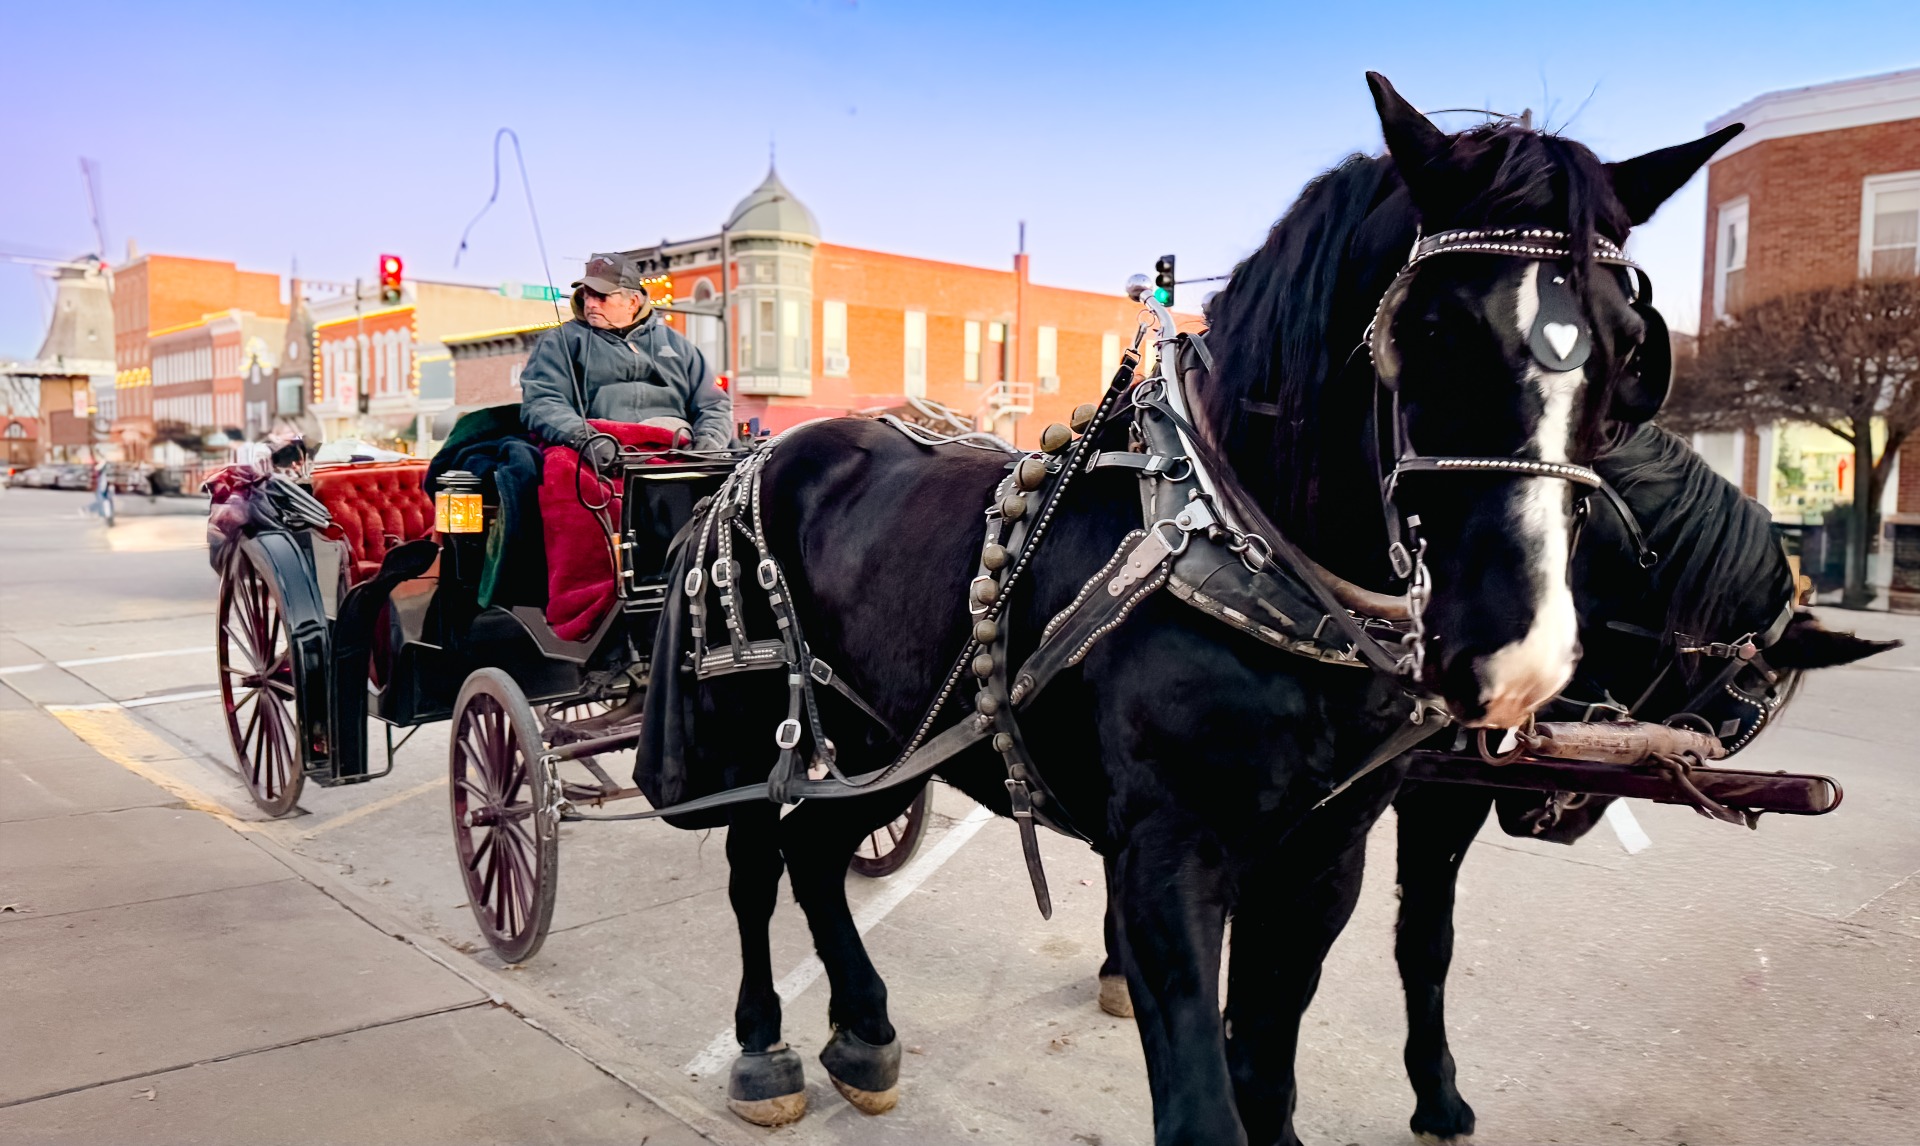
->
1475;263;1581;728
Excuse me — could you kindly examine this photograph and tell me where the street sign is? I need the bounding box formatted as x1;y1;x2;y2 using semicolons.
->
501;282;566;302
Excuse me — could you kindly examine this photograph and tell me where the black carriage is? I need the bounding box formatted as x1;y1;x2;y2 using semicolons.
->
208;437;929;964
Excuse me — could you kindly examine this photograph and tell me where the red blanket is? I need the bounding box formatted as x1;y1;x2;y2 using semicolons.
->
540;421;680;642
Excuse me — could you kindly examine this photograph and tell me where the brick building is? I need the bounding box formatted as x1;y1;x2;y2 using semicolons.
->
146;309;287;459
110;251;287;459
445;167;1173;448
308;278;559;450
1695;66;1920;606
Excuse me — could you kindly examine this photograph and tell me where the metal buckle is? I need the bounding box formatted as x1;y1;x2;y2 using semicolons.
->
808;658;833;686
711;559;733;589
774;718;802;750
757;558;778;590
684;567;705;597
968;574;998;616
1387;541;1413;579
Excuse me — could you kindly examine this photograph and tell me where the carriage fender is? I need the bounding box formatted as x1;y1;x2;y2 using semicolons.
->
327;539;441;780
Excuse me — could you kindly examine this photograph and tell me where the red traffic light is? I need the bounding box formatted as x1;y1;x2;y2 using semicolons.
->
378;254;404;303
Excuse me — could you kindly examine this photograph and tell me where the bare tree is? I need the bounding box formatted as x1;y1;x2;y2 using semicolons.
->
1675;276;1920;607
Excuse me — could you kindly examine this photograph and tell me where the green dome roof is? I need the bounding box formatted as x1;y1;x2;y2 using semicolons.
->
726;166;818;238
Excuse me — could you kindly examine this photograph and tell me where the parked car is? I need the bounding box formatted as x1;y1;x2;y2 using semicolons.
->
53;465;94;490
6;464;61;488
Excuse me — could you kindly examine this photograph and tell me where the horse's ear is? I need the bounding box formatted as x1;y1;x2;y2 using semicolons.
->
1766;611;1902;671
1368;72;1452;206
1606;124;1745;226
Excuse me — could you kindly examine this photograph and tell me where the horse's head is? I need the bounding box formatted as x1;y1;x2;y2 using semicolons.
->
1364;73;1740;728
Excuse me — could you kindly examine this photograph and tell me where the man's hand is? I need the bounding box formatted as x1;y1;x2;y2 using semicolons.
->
581;435;621;477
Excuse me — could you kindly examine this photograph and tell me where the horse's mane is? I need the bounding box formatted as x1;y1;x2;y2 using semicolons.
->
1601;424;1794;661
1197;125;1633;547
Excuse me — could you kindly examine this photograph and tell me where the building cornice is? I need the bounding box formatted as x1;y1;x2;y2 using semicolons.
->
1708;66;1920;161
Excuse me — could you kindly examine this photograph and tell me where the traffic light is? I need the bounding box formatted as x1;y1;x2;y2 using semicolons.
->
378;254;404;304
1153;254;1176;306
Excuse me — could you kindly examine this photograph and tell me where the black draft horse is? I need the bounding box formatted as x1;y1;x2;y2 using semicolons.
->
641;74;1745;1144
1093;421;1898;1143
1387;423;1896;1143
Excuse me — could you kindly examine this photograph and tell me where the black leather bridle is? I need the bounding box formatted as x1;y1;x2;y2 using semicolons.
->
1364;226;1667;671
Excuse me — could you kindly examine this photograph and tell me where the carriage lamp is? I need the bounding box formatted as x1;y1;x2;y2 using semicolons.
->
436;470;485;534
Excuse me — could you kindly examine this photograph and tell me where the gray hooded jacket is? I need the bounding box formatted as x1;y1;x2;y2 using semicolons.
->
519;291;732;451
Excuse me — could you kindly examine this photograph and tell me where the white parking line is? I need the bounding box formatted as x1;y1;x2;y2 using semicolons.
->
682;804;998;1078
0;645;213;675
1606;800;1652;854
121;688;223;708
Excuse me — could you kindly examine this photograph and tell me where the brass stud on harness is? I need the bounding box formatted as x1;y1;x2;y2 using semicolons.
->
982;543;1010;571
1070;403;1097;433
1014;456;1049;491
1000;494;1027;520
972;578;999;606
972;652;995;678
1040;423;1073;454
973;618;999;643
975;692;1000;716
992;732;1014;753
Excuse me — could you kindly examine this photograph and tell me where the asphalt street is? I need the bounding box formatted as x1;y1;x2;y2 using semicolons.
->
3;484;1917;1145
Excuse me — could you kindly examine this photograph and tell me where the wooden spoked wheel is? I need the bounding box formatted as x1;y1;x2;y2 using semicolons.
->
450;668;558;964
216;548;304;816
850;789;931;879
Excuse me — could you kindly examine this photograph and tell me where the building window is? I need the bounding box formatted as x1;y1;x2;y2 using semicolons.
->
1863;172;1920;278
756;299;776;370
822;300;849;376
988;321;1007;382
689;280;721;368
1101;332;1121;383
1036;326;1058;392
1713;198;1749;319
963;320;981;384
782;299;806;372
903;310;927;399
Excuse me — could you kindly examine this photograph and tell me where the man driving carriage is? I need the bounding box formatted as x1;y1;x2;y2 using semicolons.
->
520;251;733;461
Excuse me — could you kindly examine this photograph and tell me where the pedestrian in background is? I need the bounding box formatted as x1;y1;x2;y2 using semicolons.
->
90;458;115;526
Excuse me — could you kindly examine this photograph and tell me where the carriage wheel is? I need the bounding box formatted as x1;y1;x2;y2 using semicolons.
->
216;547;304;817
849;789;930;879
450;668;559;964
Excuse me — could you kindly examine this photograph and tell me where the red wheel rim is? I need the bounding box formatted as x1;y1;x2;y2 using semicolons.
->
452;694;542;953
850;790;930;878
217;556;302;815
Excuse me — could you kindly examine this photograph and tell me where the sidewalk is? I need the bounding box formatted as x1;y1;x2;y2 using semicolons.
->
0;687;716;1144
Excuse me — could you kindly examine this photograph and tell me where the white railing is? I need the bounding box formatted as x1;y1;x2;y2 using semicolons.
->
975;379;1035;431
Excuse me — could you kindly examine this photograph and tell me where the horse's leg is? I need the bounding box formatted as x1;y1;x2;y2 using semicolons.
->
781;793;914;1116
1115;815;1241;1146
1222;805;1376;1146
1393;781;1495;1145
1097;852;1134;1017
723;800;808;1126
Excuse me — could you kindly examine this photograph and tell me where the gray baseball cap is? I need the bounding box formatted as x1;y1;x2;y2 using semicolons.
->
572;252;643;294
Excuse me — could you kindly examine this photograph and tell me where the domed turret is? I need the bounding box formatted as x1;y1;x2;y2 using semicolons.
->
726;166;818;238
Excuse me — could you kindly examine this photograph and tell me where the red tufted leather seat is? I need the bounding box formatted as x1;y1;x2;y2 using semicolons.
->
310;460;436;586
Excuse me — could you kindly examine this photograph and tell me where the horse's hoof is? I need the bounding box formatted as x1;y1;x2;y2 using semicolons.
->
820;1027;902;1115
1414;1135;1473;1146
727;1045;807;1127
1097;974;1133;1018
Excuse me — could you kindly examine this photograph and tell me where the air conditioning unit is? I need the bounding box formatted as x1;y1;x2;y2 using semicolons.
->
823;353;850;376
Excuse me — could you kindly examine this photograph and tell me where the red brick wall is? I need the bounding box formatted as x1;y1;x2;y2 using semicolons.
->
1701;118;1920;327
1899;436;1920;514
453;352;524;408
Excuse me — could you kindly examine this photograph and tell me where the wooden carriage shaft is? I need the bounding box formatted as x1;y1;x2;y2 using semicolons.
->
1404;753;1841;816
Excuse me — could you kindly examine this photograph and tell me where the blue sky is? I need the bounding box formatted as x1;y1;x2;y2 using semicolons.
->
2;1;1915;361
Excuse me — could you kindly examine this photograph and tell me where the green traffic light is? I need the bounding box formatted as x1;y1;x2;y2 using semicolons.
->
1152;287;1172;305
